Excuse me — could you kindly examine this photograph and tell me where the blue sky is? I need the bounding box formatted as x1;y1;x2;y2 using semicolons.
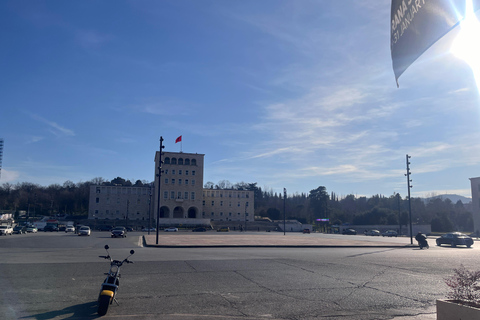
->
1;0;480;199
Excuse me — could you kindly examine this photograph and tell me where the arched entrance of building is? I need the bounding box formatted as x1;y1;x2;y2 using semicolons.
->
173;206;184;219
187;207;198;219
160;206;170;218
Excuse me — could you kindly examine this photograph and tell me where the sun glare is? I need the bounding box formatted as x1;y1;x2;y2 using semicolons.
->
451;0;480;90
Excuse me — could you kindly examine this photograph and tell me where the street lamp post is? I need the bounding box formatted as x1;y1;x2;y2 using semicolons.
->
148;187;152;235
405;154;413;244
155;137;165;245
283;188;286;236
244;201;248;232
126;200;129;229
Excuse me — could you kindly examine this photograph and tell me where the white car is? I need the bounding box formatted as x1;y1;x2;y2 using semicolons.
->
26;226;38;233
366;229;381;236
164;227;178;232
78;226;91;236
0;225;13;235
65;225;75;233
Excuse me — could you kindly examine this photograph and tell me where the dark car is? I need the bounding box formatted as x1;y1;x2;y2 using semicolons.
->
13;225;27;234
44;225;59;232
342;228;357;235
192;227;207;232
302;228;310;234
125;227;133;232
111;227;127;238
98;225;113;231
436;232;473;248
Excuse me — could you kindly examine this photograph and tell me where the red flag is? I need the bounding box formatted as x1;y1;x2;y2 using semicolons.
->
175;135;182;143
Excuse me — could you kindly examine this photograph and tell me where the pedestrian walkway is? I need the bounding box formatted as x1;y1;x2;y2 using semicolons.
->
143;232;414;248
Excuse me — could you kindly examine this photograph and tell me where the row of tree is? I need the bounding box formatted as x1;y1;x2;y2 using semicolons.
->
0;178;473;232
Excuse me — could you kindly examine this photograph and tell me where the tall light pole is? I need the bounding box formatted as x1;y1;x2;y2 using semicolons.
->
155;136;165;245
148;187;152;235
283;188;286;236
405;154;413;244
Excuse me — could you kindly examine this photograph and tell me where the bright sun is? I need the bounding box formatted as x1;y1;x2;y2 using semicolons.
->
451;0;480;89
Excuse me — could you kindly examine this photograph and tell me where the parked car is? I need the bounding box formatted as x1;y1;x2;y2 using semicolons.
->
342;228;357;235
141;227;156;232
44;225;59;232
217;227;230;232
13;225;27;234
78;226;91;236
125;227;133;232
302;228;310;234
65;225;75;233
0;225;13;235
97;225;113;231
26;226;38;233
192;227;207;232
382;230;398;237
164;227;178;232
111;227;127;238
366;229;380;236
436;232;473;248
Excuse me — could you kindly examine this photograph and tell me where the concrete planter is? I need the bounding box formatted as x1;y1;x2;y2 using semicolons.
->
437;299;480;320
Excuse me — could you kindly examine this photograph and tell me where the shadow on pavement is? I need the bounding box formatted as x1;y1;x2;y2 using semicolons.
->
20;301;99;320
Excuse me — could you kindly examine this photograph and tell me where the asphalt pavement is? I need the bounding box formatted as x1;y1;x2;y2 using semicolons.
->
143;232;416;248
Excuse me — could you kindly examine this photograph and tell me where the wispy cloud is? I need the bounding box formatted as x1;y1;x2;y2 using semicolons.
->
28;113;75;137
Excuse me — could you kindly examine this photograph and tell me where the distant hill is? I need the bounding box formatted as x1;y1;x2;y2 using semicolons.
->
423;194;472;204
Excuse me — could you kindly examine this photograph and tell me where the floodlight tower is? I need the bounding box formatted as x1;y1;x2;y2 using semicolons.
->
0;138;3;180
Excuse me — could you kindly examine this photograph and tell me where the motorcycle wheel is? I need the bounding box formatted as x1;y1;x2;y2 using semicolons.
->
97;294;111;316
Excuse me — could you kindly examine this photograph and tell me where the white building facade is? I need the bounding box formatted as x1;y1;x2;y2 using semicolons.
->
88;150;254;224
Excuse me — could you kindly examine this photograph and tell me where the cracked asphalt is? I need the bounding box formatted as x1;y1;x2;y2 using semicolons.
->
3;231;466;319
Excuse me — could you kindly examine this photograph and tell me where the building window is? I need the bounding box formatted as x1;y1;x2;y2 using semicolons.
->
220;201;223;206
192;180;195;186
178;179;182;185
171;191;175;199
191;192;195;200
178;170;182;175
171;158;177;164
164;157;170;164
96;187;101;193
185;159;190;165
165;178;168;184
212;201;214;206
185;170;189;175
238;202;240;207
177;192;182;199
185;192;188;200
185;179;188;185
192;159;197;166
164;191;168;199
178;158;184;165
96;197;99;203
192;170;196;176
203;200;205;205
172;170;175;175
171;179;175;184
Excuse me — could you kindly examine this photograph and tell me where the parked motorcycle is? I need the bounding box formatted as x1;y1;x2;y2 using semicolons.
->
97;245;135;315
415;233;429;249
